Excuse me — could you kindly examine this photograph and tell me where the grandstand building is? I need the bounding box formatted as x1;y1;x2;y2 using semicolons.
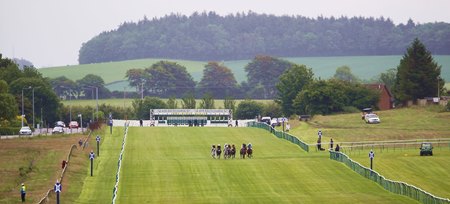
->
150;109;232;126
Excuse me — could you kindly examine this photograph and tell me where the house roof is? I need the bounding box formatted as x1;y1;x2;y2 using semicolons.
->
365;83;392;98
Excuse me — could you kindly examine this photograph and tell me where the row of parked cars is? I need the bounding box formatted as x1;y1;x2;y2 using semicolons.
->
18;120;80;135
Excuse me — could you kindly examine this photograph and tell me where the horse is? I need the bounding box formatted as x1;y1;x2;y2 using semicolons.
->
216;145;222;159
240;143;247;159
211;145;216;159
223;144;230;159
230;144;236;159
247;147;253;159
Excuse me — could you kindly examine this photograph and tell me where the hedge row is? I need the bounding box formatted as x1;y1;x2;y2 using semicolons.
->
0;127;20;135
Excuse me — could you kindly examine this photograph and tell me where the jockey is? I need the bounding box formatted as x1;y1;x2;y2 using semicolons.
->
248;143;252;149
216;144;222;159
211;145;216;158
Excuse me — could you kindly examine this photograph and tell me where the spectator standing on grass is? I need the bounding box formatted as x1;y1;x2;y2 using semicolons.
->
286;123;290;132
235;120;238;127
330;138;334;149
139;119;143;127
78;138;83;147
317;138;323;151
335;144;340;152
20;183;26;202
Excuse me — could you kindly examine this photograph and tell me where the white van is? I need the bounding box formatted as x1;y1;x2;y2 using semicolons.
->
261;117;271;125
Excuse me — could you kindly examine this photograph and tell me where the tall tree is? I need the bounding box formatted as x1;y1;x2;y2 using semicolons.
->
76;74;111;99
0;80;17;121
333;66;359;83
50;76;78;99
126;68;149;93
245;55;293;99
198;62;238;98
377;68;397;90
132;97;167;119
181;93;196;109
393;38;445;104
144;61;196;98
223;96;236;114
166;96;178;109
199;93;215;109
276;64;314;116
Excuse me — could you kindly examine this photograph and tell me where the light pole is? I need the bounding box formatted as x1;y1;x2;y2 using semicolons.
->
60;86;72;132
85;86;98;121
21;86;31;127
32;86;40;129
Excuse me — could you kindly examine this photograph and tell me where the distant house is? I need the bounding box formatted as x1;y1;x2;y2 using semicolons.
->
366;84;393;110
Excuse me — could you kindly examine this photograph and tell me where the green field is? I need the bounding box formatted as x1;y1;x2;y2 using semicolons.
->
38;55;450;92
75;127;417;203
288;106;450;144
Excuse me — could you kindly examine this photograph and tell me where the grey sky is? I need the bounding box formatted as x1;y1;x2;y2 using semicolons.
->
1;0;449;68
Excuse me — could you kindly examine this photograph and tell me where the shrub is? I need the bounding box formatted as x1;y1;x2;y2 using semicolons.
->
0;127;20;135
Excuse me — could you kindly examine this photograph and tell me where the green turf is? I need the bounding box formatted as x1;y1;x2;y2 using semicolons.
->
39;56;450;92
348;148;450;199
289;106;450;144
109;127;415;203
75;127;126;203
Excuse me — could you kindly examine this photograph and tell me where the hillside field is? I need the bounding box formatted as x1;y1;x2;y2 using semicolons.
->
76;127;417;203
38;55;450;92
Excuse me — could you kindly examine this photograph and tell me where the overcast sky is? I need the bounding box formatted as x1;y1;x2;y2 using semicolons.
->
1;0;450;68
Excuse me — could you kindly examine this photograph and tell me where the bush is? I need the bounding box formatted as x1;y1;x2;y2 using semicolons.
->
235;100;263;119
0;127;20;135
341;106;361;114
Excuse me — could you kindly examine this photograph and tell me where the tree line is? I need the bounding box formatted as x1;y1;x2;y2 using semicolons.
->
79;11;450;64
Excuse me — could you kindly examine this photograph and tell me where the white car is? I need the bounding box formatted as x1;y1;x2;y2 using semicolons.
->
261;117;271;125
364;114;380;124
19;126;33;135
52;126;64;134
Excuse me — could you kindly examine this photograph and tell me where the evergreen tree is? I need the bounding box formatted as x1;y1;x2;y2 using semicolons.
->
393;38;445;104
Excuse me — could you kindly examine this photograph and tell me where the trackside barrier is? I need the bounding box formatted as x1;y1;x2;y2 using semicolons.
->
37;131;92;204
112;122;130;204
329;151;450;204
247;121;309;152
37;144;78;204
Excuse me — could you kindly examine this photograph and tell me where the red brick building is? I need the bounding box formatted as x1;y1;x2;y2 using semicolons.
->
366;84;393;110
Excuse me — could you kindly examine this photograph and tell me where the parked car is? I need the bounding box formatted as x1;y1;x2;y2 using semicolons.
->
69;121;79;128
55;121;66;127
271;118;279;126
420;142;433;156
19;126;32;135
261;117;271;125
361;108;373;120
364;113;380;124
52;126;64;134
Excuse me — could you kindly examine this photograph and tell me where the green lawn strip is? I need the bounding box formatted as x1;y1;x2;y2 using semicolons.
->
347;148;450;199
290;107;450;144
75;127;125;203
116;127;415;203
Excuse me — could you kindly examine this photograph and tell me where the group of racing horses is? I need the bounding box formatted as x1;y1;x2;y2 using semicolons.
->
211;143;253;159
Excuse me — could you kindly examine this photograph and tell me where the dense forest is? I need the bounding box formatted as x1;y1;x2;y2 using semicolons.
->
78;12;450;64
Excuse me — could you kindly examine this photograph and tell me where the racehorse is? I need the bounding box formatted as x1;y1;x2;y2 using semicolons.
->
231;144;236;159
223;144;231;159
216;144;222;159
247;147;253;159
211;145;216;159
240;143;247;159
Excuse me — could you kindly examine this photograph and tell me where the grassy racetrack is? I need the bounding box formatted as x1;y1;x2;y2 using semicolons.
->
349;149;450;199
77;127;417;203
